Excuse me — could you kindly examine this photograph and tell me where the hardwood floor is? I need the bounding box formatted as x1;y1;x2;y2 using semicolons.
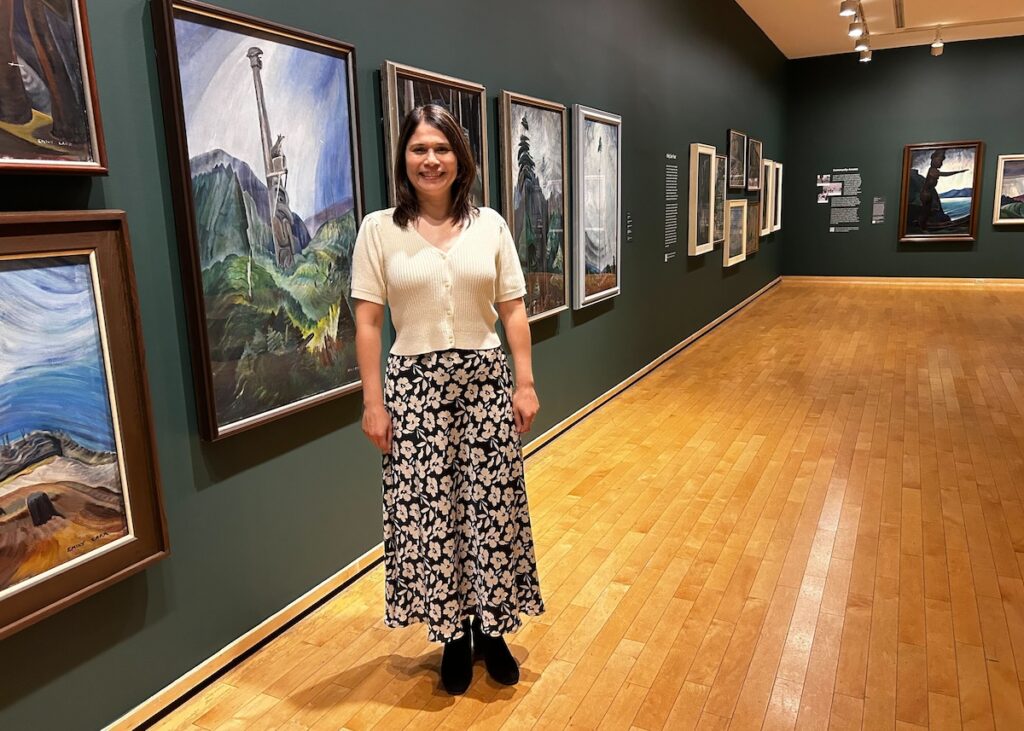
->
152;281;1024;730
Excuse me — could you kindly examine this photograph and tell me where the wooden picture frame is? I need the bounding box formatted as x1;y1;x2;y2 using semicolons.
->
0;210;168;640
573;104;621;309
760;158;774;237
747;200;760;255
688;143;716;256
0;0;108;174
383;61;489;207
727;129;747;191
899;140;983;243
746;137;763;193
724;199;747;267
499;91;569;322
152;0;366;440
993;154;1024;225
772;161;783;232
714;154;727;246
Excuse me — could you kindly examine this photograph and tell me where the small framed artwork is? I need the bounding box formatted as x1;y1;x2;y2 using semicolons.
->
714;154;727;246
993;154;1024;225
383;61;488;207
724;199;747;267
0;210;168;640
499;91;569;321
747;200;761;255
760;158;774;237
899;140;983;243
727;129;747;191
772;162;783;232
0;0;108;173
746;138;763;193
152;0;366;440
573;104;621;309
688;143;716;256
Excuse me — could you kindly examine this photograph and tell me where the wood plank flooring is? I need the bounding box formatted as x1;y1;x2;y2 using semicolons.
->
152;281;1024;730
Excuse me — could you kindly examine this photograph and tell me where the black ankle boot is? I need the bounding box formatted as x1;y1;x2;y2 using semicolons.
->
441;621;474;695
471;617;519;685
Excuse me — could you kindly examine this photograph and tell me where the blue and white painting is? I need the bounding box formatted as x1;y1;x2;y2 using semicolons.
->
174;9;362;431
0;256;127;593
902;143;980;238
582;117;619;298
996;156;1024;224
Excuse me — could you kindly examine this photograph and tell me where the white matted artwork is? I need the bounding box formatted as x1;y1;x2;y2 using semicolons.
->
688;143;716;256
724;199;747;267
760;158;774;237
993;154;1024;225
573;104;621;309
772;161;783;232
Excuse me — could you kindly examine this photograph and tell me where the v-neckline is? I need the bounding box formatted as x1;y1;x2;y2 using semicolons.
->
411;220;465;256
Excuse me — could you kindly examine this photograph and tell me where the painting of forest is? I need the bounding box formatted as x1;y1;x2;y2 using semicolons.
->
582;117;619;299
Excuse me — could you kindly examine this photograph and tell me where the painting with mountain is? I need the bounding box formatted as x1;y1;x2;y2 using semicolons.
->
994;155;1024;225
500;92;568;321
899;141;982;243
0;256;128;595
159;2;364;438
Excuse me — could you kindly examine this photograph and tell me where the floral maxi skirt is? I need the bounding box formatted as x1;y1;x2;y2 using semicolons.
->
382;347;545;642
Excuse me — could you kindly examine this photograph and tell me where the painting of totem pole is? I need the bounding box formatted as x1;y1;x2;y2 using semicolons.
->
499;91;568;321
383;61;488;207
0;0;107;172
0;211;167;640
714;154;727;245
152;0;365;440
772;161;783;232
688;143;715;256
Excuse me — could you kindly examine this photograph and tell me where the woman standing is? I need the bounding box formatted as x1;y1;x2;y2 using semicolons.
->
351;104;545;695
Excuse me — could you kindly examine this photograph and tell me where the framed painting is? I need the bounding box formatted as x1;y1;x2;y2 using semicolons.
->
714;154;727;246
573;104;621;309
772;161;783;232
499;91;569;322
747;200;760;255
724;199;746;267
0;0;107;173
760;158;774;237
993;154;1024;225
899;140;983;243
688;143;715;256
152;0;366;440
727;129;746;191
0;210;167;640
746;137;763;193
383;61;488;207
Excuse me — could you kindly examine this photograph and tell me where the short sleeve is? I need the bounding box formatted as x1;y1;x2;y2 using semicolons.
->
495;216;527;302
351;214;386;305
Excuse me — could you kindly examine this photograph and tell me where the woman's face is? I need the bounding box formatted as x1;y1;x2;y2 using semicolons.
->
405;122;458;202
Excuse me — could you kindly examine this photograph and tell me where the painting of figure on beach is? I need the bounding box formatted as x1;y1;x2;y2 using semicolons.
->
899;141;982;242
0;256;127;595
164;3;364;438
501;92;567;321
0;0;106;171
994;155;1024;225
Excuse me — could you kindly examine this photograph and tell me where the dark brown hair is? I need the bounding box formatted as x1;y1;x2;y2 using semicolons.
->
392;104;477;228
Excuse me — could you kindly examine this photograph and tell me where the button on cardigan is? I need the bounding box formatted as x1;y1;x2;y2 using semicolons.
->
350;207;527;356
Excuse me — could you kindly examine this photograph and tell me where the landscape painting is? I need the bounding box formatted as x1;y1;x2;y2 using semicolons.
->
714;155;727;244
0;256;127;595
994;154;1024;225
727;129;746;191
0;0;106;172
573;105;621;308
899;140;982;242
688;143;715;256
500;92;568;321
384;62;487;206
725;199;746;267
747;138;762;192
158;2;364;439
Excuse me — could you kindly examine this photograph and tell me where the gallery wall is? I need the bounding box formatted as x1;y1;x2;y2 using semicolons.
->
783;35;1024;278
0;1;785;727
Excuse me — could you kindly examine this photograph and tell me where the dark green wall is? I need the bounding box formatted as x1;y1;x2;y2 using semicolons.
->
0;2;784;727
783;36;1024;277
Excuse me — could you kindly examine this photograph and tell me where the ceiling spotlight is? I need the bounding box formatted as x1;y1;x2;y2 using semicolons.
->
854;35;870;52
859;49;873;63
848;17;865;38
931;28;944;55
839;0;858;17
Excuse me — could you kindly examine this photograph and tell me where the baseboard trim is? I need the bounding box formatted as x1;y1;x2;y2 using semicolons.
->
784;275;1024;288
106;543;384;730
523;276;782;457
107;275;781;729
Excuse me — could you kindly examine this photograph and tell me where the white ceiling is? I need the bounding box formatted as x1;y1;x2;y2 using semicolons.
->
736;0;1024;59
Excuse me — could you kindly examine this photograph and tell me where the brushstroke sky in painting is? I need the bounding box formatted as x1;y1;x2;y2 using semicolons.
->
911;147;977;195
1001;159;1024;198
583;118;618;271
0;257;115;452
174;16;354;220
511;103;563;203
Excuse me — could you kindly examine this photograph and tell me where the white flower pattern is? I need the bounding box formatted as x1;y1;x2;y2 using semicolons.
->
382;347;545;642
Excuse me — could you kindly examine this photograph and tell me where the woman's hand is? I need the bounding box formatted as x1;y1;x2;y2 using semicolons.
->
362;402;393;453
512;384;539;434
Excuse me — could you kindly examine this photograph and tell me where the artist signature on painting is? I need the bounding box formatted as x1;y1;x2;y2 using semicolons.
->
66;531;112;553
35;138;76;147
